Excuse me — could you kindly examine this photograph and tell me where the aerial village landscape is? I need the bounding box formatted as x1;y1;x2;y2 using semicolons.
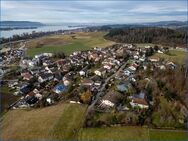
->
0;0;187;141
0;29;187;140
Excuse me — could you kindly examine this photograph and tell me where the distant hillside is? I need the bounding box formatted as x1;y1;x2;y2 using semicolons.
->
105;27;186;47
143;21;187;27
1;21;44;27
99;21;187;30
0;21;45;30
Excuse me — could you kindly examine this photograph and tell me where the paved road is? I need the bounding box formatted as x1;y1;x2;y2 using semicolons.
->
86;62;127;114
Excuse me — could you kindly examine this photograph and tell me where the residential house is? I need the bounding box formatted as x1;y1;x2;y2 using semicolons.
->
139;57;145;62
21;72;33;81
19;83;31;95
89;53;100;62
8;79;19;88
54;72;63;81
94;67;106;77
116;81;129;92
99;91;123;109
103;64;113;70
130;92;149;109
157;50;163;54
124;69;132;76
79;70;86;76
63;73;73;86
128;65;137;71
81;79;94;87
130;99;149;109
53;83;67;94
34;53;53;59
38;73;54;83
26;89;42;104
149;58;159;62
29;68;40;75
166;61;176;69
57;59;67;69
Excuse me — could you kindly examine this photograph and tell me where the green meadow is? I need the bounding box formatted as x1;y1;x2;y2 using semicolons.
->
26;32;115;57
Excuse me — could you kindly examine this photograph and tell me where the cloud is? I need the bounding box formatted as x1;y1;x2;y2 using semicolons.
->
1;0;187;24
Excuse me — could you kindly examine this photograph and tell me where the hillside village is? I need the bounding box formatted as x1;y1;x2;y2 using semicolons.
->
0;39;186;128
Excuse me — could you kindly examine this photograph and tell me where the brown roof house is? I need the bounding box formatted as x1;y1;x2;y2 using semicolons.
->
81;79;94;87
130;92;149;109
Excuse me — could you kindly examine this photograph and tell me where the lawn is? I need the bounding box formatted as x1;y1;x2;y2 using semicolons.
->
51;103;87;140
1;102;186;141
0;86;19;113
78;126;149;141
150;49;187;65
27;32;115;57
78;127;187;141
0;103;87;140
0;85;12;94
149;129;187;141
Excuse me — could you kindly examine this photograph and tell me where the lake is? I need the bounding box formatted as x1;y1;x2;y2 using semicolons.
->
0;25;80;38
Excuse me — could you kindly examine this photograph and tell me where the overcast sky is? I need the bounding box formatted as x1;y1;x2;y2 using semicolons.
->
1;0;187;24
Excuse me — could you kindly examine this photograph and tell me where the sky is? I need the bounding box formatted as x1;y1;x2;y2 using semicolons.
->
1;0;187;24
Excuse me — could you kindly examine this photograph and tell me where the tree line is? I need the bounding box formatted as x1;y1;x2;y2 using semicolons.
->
104;27;186;47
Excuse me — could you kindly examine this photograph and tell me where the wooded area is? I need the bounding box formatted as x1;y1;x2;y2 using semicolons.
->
105;27;186;47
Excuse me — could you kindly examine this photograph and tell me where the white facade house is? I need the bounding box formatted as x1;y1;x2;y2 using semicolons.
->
133;55;139;60
129;66;136;71
95;70;102;76
103;64;112;70
101;100;115;107
139;57;145;62
38;73;53;83
124;70;131;76
94;68;106;77
79;70;86;76
149;58;159;62
35;53;53;59
157;50;163;54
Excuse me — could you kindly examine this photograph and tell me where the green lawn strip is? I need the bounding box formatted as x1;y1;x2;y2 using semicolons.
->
149;129;187;141
78;126;149;141
51;103;87;140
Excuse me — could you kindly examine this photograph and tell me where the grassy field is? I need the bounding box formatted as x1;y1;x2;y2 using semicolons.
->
149;129;187;141
150;49;187;64
26;32;115;57
78;127;187;141
1;101;186;141
78;126;149;141
51;103;87;140
0;86;19;113
0;103;87;140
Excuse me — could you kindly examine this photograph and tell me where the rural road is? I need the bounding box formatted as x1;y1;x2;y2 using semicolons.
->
86;62;128;114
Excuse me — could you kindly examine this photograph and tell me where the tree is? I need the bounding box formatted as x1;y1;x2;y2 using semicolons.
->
54;52;65;59
146;84;153;101
80;90;92;104
154;45;159;51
